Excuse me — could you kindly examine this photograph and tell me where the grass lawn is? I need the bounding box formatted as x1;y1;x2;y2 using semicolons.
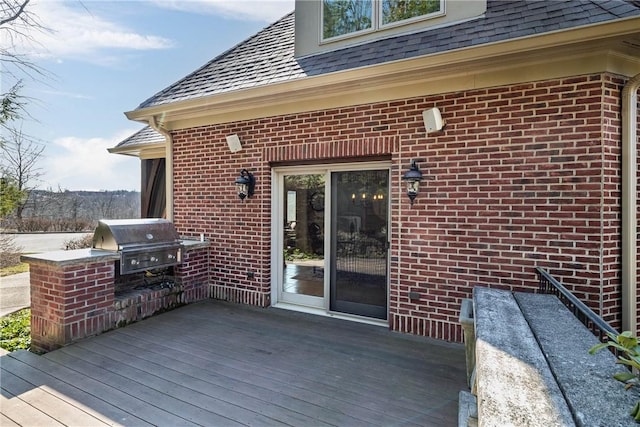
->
0;263;31;351
0;262;29;277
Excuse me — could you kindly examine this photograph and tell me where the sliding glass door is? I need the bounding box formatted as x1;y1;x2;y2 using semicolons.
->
330;170;388;319
274;164;389;320
279;173;326;307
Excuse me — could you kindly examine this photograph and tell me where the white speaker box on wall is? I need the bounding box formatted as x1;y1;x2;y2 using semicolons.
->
226;134;242;153
422;107;445;133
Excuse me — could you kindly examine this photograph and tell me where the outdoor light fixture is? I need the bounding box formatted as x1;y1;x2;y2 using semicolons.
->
235;169;255;201
402;159;423;205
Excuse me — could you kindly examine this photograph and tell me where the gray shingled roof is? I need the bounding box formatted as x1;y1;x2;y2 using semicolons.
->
135;12;299;110
117;0;640;151
136;0;640;111
111;125;165;150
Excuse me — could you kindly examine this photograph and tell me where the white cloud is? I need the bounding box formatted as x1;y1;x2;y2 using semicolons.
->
151;0;294;22
7;0;294;65
18;0;174;63
40;129;141;191
40;89;93;100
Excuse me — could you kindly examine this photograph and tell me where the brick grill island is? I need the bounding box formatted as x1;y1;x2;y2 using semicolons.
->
22;239;210;353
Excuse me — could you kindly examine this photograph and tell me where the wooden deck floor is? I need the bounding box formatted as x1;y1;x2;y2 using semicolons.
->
1;300;466;426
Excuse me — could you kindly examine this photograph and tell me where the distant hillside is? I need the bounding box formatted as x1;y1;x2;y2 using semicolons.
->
6;190;141;232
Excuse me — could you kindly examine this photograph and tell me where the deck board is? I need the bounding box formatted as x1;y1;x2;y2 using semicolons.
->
8;350;167;426
1;390;65;427
97;332;374;426
1;369;109;426
0;412;21;426
72;337;341;426
0;351;150;427
50;344;309;427
93;333;413;427
112;313;459;423
113;303;461;421
44;349;230;426
1;300;466;426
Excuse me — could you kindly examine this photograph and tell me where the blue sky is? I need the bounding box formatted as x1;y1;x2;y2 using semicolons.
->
12;0;295;191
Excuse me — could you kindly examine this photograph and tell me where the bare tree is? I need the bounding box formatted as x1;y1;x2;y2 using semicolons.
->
1;129;44;219
1;0;44;76
94;191;117;218
1;0;47;134
0;1;46;260
0;0;30;27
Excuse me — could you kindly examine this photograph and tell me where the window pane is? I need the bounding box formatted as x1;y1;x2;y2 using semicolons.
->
282;174;325;299
382;0;441;25
323;0;372;39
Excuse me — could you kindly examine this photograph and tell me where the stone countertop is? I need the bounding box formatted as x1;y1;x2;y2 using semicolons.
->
21;248;120;267
21;239;209;267
180;239;210;251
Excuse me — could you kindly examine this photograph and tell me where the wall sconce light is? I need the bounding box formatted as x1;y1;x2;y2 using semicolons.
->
402;159;423;205
235;169;255;201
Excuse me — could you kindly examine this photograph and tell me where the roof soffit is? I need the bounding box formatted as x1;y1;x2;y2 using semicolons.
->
108;142;166;159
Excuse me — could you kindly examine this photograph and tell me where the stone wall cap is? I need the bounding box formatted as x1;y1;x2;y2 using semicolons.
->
20;241;208;266
473;286;575;426
180;239;211;251
515;291;637;426
21;248;120;267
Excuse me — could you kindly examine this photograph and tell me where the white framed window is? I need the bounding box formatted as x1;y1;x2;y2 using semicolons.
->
321;0;444;42
322;0;373;40
381;0;443;27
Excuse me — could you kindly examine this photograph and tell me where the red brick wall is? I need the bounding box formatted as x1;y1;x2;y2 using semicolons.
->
175;244;210;300
28;245;210;352
30;261;115;353
171;72;634;341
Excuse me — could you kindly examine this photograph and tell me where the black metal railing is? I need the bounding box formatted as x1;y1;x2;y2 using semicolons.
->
535;267;618;342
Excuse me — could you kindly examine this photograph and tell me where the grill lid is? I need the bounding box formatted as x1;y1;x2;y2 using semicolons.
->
92;218;180;251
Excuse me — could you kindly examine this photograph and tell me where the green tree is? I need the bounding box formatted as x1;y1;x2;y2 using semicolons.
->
0;129;44;219
0;176;25;218
382;0;441;25
323;0;372;39
0;83;25;137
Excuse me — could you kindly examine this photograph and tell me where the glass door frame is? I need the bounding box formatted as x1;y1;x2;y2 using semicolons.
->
271;161;392;318
272;167;328;309
330;168;390;320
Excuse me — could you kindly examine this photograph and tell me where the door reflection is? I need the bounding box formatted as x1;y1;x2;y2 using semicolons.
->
283;262;324;297
282;174;325;298
330;169;388;319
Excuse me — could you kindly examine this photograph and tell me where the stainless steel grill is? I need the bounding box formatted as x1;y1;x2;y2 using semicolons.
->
92;219;182;274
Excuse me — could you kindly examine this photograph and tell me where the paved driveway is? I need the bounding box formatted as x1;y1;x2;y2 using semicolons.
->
9;233;90;253
1;233;89;317
0;272;29;317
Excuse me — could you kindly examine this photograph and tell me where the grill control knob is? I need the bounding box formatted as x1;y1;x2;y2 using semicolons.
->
131;260;139;265
168;254;176;260
150;257;158;262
